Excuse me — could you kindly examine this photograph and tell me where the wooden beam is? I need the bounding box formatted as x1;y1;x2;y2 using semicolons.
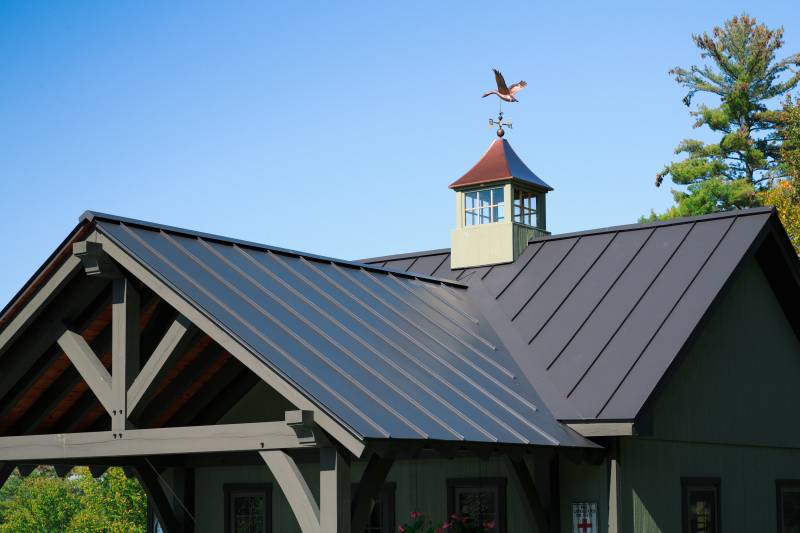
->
0;421;316;461
128;315;195;416
0;255;81;359
506;456;549;533
12;328;112;435
98;233;365;457
351;452;394;533
73;241;121;279
320;447;350;533
566;422;634;437
0;275;108;406
57;329;113;414
134;464;182;533
112;277;139;431
260;450;320;533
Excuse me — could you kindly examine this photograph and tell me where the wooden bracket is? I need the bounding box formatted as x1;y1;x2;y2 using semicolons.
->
285;410;319;446
73;241;121;279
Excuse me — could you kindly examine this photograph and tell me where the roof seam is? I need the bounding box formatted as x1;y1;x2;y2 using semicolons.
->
595;214;739;418
511;237;582;322
163;231;419;438
114;222;388;438
564;222;698;397
528;232;619;345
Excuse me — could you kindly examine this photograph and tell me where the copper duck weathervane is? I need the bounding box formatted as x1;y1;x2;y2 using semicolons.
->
482;69;527;103
483;69;525;137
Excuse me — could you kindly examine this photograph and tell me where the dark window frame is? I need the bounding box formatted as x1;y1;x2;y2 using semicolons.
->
223;482;272;533
446;477;507;533
681;477;721;533
776;479;800;532
351;482;396;533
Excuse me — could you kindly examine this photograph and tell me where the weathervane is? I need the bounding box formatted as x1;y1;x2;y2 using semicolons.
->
482;68;527;137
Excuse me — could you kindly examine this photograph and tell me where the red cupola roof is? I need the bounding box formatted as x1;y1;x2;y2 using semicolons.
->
449;138;552;191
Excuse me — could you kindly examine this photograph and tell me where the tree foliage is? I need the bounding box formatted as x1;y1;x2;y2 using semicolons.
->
760;97;800;253
647;14;800;221
0;467;146;533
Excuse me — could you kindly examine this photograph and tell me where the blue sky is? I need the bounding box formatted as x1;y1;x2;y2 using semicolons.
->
0;1;798;305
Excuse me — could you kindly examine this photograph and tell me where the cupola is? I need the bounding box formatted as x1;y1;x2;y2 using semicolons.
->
449;137;552;269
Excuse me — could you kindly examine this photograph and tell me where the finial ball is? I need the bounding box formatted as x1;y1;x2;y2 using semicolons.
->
497;127;505;138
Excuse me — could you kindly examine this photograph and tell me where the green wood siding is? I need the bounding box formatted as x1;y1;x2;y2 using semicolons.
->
559;457;608;533
619;257;800;532
193;456;539;532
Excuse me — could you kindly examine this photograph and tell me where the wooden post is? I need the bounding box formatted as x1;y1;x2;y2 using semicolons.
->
134;464;182;533
320;447;350;533
608;439;621;533
506;455;549;532
351;452;395;533
112;277;139;432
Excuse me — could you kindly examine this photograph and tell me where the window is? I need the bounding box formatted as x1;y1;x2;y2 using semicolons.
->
777;480;800;532
447;478;506;533
682;478;720;533
224;483;272;533
352;483;396;533
464;187;504;226
513;189;537;226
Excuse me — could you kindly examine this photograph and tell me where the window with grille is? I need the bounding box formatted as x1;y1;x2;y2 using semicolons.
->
777;480;800;533
513;189;537;226
464;187;505;226
224;484;271;533
682;478;720;533
447;478;506;533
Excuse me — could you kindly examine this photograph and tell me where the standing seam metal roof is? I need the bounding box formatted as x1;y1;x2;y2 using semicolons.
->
90;213;590;446
364;208;775;421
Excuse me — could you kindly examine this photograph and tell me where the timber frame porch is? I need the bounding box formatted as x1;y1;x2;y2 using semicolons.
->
0;215;596;532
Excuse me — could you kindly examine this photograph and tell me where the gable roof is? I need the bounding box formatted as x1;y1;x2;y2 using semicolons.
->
449;138;553;191
79;213;590;447
363;208;780;421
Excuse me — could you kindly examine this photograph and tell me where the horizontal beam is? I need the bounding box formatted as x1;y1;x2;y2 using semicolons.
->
57;328;113;414
0;421;316;461
566;422;635;437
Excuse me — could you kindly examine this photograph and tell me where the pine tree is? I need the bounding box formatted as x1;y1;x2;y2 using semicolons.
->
646;14;800;221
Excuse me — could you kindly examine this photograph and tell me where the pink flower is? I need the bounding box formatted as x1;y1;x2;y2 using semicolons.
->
410;511;422;519
483;520;496;529
442;521;451;529
398;527;405;532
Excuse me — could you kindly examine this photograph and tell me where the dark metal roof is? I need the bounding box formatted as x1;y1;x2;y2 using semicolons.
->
90;213;590;447
449;139;553;191
364;208;776;421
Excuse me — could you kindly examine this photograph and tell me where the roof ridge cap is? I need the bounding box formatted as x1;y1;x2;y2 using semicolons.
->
86;212;467;288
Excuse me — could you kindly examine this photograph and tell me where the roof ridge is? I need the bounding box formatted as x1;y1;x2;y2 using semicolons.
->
83;211;468;288
530;207;775;244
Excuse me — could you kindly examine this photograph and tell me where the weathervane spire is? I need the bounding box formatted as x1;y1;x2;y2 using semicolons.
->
482;68;526;138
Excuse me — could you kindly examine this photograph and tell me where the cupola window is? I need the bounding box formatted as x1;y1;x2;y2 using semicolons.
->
464;187;505;226
514;189;537;226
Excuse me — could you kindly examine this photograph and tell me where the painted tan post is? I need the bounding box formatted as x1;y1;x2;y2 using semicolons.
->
608;439;621;533
112;277;139;432
320;447;350;533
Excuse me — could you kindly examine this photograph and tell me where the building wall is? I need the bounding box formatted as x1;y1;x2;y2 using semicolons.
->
618;257;800;532
193;456;543;533
559;456;608;533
